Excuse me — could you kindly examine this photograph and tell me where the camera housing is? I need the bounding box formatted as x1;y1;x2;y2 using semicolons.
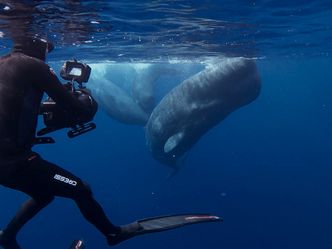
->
36;59;96;143
60;60;91;83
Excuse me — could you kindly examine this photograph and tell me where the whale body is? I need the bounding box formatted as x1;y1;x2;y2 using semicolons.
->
89;63;182;125
145;57;261;167
91;79;149;125
131;63;181;114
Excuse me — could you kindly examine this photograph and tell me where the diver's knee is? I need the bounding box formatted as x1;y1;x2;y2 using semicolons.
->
76;181;93;199
83;181;93;195
33;195;54;206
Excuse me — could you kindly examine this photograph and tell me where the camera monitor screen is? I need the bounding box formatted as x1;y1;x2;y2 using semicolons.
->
60;60;91;83
69;67;82;77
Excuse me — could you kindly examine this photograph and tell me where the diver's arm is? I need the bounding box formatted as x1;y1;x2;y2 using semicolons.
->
30;60;87;115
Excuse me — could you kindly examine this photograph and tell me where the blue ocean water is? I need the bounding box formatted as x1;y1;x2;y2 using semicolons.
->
1;1;332;249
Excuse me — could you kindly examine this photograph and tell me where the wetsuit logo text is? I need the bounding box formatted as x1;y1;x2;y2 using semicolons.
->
53;174;77;186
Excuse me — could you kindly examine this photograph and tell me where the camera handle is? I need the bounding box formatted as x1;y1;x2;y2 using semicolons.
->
65;80;97;138
68;122;96;138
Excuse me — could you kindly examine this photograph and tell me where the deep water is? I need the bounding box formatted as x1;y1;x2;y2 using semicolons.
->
1;1;332;249
1;57;331;249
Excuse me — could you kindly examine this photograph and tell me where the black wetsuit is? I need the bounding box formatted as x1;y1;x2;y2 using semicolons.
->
0;48;118;248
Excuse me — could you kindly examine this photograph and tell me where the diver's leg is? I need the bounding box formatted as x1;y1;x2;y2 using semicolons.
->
73;184;121;236
0;197;53;248
0;153;55;248
26;157;152;246
34;156;120;236
1;152;120;246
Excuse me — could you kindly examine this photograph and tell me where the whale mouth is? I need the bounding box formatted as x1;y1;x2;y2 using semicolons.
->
163;131;185;153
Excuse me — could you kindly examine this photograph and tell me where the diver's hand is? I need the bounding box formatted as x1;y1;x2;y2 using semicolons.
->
70;89;98;125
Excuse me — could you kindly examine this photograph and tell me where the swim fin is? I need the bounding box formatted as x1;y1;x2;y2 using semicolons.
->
69;239;85;249
107;213;222;246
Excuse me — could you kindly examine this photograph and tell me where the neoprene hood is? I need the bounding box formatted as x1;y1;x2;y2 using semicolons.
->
12;36;54;61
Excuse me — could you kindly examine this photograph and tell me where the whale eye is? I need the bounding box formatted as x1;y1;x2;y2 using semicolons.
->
164;131;184;153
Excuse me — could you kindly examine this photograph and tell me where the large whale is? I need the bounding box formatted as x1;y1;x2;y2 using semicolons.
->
89;63;186;125
90;78;149;125
145;57;261;168
131;63;181;114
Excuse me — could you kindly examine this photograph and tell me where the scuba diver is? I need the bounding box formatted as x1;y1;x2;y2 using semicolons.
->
0;36;125;248
0;36;221;249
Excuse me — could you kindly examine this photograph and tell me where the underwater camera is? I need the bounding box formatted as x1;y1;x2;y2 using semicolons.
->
60;60;91;84
35;60;97;144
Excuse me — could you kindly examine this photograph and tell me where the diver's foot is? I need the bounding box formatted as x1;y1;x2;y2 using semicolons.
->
107;223;143;246
0;230;21;249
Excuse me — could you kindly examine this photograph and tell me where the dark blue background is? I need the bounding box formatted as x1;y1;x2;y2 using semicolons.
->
1;0;332;247
1;57;331;249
